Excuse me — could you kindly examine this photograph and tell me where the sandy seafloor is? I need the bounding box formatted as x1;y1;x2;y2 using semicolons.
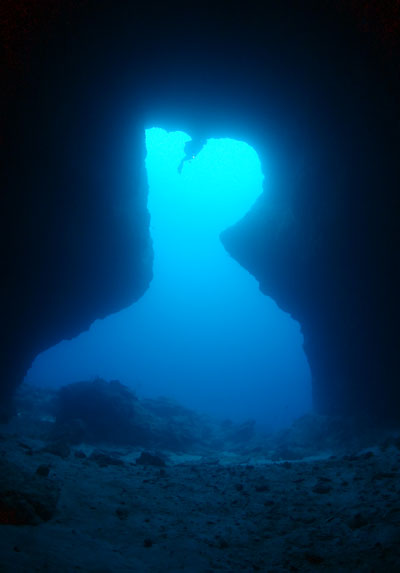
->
1;394;400;572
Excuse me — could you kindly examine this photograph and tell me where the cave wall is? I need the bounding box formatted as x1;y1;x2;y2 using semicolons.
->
1;3;154;416
1;1;399;419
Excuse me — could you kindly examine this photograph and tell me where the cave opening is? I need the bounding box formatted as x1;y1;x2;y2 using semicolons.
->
25;127;311;430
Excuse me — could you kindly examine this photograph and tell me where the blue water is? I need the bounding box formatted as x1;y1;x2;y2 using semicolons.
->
26;127;311;429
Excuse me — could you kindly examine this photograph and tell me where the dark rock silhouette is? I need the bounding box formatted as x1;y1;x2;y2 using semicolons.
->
54;378;139;445
14;381;264;453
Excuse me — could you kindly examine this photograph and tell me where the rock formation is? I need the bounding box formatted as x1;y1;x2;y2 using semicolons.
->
1;1;399;419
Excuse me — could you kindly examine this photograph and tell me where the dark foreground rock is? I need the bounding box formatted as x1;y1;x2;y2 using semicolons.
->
0;460;59;526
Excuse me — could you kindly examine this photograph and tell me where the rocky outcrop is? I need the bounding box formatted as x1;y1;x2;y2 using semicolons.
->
1;1;399;419
221;103;399;418
0;459;60;526
1;3;153;417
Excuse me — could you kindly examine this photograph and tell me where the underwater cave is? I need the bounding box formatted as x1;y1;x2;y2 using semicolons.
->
1;1;399;570
25;127;312;430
